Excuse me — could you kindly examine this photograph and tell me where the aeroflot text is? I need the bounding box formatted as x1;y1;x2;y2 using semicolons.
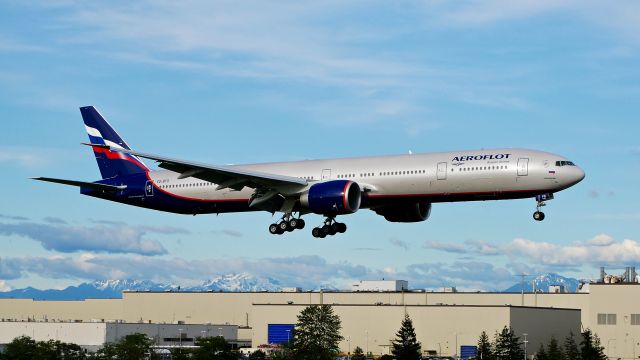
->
451;154;512;162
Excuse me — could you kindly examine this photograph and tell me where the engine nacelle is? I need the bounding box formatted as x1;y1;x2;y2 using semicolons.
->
300;180;361;215
374;202;432;223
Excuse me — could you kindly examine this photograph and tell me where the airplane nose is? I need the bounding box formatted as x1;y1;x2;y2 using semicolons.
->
572;167;586;185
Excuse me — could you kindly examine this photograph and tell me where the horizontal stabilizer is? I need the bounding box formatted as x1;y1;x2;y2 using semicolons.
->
32;177;127;191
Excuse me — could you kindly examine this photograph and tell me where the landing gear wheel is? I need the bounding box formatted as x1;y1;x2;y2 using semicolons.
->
278;221;289;232
288;218;299;230
296;219;306;229
533;211;545;221
337;223;347;233
321;225;331;235
331;222;341;234
269;224;279;234
312;227;325;238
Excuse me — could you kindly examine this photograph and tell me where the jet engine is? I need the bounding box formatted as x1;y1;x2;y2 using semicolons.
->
373;202;432;222
300;180;361;215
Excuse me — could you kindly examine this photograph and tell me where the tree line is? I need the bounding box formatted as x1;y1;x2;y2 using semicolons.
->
475;328;607;360
0;304;609;360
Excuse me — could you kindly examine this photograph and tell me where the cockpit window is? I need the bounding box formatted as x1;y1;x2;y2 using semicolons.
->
555;160;576;166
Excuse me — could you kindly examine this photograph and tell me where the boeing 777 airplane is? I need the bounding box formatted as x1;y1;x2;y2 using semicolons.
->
35;106;585;238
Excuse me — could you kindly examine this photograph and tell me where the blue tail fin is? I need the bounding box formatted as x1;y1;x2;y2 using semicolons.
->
80;106;148;179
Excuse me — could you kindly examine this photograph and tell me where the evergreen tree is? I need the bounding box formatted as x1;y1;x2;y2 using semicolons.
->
391;313;422;360
477;331;495;360
580;329;606;360
536;343;548;360
351;346;366;360
291;304;343;360
494;326;524;360
563;332;580;360
547;337;563;360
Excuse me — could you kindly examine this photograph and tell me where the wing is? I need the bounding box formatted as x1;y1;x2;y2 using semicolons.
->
102;146;307;192
32;177;127;191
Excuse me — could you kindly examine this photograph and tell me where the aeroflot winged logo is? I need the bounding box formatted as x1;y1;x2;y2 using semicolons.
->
451;153;512;162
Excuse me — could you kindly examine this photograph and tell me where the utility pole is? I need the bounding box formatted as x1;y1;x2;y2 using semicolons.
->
523;333;528;360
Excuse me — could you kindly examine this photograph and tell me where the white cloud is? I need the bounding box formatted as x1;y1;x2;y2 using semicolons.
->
506;235;640;266
0;220;172;256
0;280;11;292
586;234;614;246
432;0;640;46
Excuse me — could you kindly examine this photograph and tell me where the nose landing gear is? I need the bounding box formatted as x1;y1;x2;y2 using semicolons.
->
268;213;305;235
312;217;347;238
533;193;553;221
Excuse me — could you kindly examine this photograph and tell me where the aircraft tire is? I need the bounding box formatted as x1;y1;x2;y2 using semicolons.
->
269;224;279;235
337;223;347;233
312;227;323;238
278;221;289;232
533;211;545;221
296;219;306;230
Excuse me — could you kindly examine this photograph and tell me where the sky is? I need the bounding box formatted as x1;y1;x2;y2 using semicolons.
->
1;0;639;292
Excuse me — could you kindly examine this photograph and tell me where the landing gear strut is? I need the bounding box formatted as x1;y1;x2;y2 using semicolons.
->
312;217;347;238
268;213;305;235
533;193;553;221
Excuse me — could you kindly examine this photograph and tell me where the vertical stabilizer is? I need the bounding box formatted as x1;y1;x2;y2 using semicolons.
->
80;106;148;179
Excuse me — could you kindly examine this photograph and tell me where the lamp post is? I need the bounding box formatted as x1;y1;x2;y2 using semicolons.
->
455;332;459;358
366;330;369;357
523;333;528;360
178;328;183;350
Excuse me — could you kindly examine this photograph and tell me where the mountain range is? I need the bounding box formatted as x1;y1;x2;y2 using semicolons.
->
0;273;283;300
501;273;581;293
0;273;582;300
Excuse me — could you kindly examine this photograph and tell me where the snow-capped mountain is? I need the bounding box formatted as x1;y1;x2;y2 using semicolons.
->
502;273;581;293
198;273;282;292
0;273;284;300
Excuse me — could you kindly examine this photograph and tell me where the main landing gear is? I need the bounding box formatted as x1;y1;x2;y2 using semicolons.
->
533;193;554;221
311;217;347;238
269;213;305;235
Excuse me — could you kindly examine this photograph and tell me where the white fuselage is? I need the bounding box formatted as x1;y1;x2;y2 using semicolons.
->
146;148;585;209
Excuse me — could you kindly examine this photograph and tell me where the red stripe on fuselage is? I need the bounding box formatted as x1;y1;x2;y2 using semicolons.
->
92;146;148;171
144;172;248;203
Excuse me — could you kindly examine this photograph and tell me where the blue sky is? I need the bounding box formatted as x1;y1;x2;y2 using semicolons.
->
1;1;639;291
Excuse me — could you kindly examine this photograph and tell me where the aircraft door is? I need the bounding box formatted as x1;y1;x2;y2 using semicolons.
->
321;169;331;181
517;158;529;176
145;180;154;196
437;162;447;180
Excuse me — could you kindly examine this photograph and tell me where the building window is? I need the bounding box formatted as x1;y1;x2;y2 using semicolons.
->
632;314;640;325
598;313;616;325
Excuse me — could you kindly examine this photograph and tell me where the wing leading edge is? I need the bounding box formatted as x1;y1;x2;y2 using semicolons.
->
103;147;308;192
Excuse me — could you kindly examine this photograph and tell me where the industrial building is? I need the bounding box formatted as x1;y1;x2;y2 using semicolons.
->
0;322;237;352
0;277;639;358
